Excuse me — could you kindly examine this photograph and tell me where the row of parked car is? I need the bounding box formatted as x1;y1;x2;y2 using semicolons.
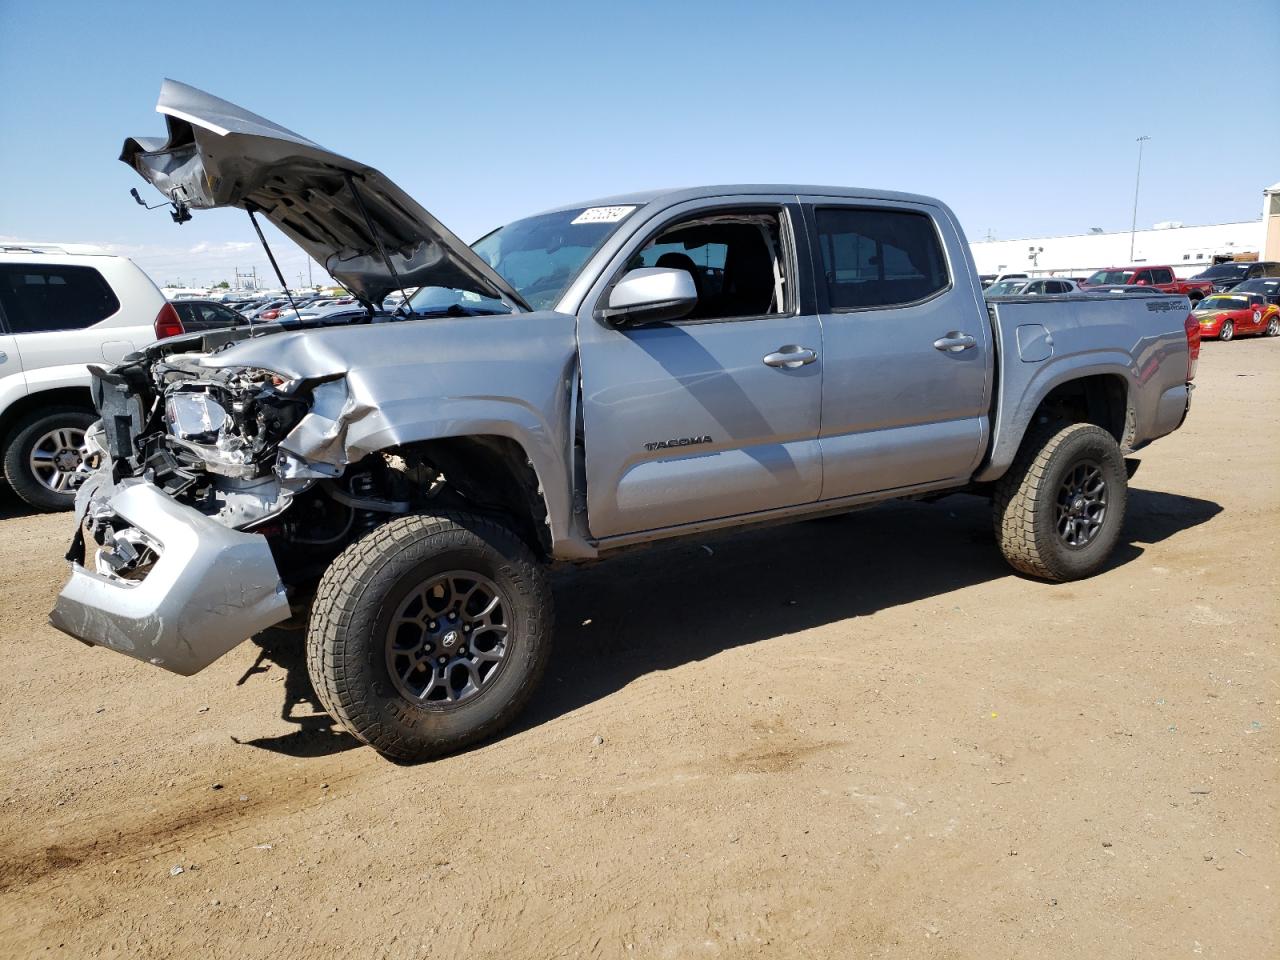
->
983;260;1280;301
169;292;372;330
983;261;1280;342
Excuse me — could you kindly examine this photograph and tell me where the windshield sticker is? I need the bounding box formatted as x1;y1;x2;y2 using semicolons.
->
571;205;637;225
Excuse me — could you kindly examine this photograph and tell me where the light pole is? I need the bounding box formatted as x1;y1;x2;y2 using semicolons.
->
1129;135;1150;261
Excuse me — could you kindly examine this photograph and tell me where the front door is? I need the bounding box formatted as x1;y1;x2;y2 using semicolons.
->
803;198;993;499
578;198;823;540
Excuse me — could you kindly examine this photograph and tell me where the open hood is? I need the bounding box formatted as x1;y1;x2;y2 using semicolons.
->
120;79;528;309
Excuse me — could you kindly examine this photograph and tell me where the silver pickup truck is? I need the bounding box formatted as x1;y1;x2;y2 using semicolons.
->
50;81;1200;760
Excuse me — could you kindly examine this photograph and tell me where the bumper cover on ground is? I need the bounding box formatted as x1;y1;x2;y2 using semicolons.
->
49;480;291;676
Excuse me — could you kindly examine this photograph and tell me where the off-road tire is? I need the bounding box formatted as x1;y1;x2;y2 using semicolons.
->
306;511;552;761
993;422;1127;582
2;407;97;512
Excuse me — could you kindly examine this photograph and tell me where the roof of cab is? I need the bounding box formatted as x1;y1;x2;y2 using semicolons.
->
535;184;945;216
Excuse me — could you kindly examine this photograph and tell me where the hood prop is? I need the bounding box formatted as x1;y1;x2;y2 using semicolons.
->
343;172;415;314
246;205;307;322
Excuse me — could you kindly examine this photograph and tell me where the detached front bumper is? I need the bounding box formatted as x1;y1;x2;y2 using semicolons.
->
49;479;291;676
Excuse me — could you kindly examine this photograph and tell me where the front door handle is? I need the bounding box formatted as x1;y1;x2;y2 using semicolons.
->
933;332;977;353
763;345;818;368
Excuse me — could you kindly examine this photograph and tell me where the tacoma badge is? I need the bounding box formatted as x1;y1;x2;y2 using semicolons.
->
644;435;713;452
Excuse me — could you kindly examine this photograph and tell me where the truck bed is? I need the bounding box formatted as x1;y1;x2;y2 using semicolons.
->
977;292;1192;482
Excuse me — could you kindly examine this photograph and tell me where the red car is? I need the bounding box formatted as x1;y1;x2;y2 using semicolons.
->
1190;292;1280;341
1081;265;1213;303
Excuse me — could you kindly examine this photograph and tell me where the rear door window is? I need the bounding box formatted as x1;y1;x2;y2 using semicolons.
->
1151;268;1174;284
0;264;120;333
211;304;243;325
814;207;948;310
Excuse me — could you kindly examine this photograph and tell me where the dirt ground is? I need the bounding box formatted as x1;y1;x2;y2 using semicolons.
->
0;340;1275;960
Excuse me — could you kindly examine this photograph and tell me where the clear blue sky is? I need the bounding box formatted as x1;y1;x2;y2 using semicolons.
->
2;0;1277;287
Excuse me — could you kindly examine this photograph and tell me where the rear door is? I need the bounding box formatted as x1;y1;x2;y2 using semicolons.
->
577;196;823;539
0;263;131;386
803;198;992;499
0;297;25;415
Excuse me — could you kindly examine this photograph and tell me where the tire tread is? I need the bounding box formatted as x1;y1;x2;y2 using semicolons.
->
993;422;1123;582
306;511;551;761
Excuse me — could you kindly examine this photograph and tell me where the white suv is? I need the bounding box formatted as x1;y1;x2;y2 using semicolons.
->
0;243;177;510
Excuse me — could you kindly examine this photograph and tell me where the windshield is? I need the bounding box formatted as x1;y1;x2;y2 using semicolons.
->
1086;269;1135;285
1193;263;1250;280
985;280;1027;296
1196;296;1247;311
1234;279;1279;294
406;205;638;316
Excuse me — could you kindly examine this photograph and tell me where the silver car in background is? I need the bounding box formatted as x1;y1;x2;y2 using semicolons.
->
985;277;1079;297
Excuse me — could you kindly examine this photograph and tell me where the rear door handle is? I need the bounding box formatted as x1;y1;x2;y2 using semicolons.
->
933;332;977;353
763;345;818;368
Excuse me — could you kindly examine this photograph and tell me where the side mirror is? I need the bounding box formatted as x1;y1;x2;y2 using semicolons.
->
598;267;697;327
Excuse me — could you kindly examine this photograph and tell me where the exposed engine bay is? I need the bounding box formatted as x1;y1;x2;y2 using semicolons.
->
75;329;431;591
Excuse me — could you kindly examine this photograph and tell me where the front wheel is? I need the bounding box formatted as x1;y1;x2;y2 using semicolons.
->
306;511;552;761
1220;320;1234;342
993;422;1128;582
1266;316;1279;338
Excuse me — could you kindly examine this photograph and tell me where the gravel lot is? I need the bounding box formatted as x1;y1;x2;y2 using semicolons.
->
0;339;1275;960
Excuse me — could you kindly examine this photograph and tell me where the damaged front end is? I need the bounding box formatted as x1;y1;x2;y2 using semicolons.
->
49;332;423;674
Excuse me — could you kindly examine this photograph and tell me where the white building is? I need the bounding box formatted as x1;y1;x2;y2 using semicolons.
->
969;218;1265;279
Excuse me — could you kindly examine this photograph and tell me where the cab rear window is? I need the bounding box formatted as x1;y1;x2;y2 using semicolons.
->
0;264;120;333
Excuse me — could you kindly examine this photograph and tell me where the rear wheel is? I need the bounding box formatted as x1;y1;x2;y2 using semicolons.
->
1220;320;1234;342
307;511;552;761
2;407;97;511
993;422;1128;582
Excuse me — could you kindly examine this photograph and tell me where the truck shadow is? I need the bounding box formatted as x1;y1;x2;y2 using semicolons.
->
512;487;1222;737
240;486;1220;760
232;627;361;758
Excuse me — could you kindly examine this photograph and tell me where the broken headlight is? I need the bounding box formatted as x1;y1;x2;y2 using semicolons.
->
165;392;228;442
158;366;308;479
